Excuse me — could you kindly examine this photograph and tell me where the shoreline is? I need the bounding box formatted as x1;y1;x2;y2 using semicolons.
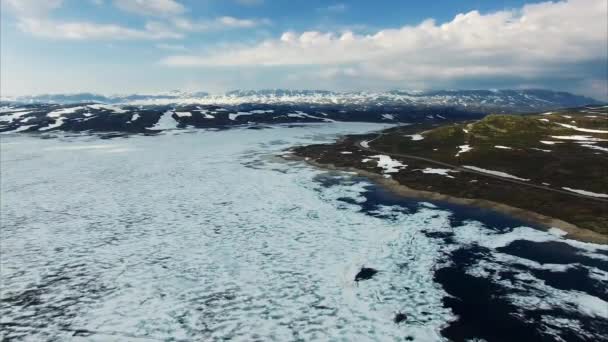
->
285;154;608;245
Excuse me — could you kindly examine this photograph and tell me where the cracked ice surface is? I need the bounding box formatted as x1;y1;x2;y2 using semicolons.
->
0;123;452;341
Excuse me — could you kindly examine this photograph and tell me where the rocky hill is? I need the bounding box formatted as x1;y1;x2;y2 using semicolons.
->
293;105;608;241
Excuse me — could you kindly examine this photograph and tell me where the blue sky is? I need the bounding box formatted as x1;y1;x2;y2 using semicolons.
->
1;0;607;99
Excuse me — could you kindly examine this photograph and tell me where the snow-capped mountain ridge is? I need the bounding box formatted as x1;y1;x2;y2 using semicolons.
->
2;89;601;112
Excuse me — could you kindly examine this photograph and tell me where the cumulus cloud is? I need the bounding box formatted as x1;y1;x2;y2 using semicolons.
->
162;0;607;91
113;0;185;17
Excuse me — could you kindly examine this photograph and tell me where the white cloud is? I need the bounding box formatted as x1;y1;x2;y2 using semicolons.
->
172;16;270;31
3;0;182;40
113;0;185;17
162;0;607;88
17;18;182;40
4;0;270;41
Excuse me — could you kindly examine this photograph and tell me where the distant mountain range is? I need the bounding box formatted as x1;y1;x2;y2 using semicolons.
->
1;89;604;136
1;89;602;113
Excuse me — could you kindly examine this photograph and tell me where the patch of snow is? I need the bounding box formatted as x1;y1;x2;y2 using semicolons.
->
39;117;66;131
0;125;36;134
340;151;353;154
419;168;456;178
0;111;31;123
381;114;394;120
550;135;608;142
47;106;83;118
541;111;554;115
494;145;512;149
360;140;370;148
229;111;253;121
463;165;530;181
548;228;568;237
151;110;179;130
580;144;608;153
455;144;472;157
194;107;215;119
0;107;29;113
562;187;608;198
129;113;140;122
554;123;608;134
540;140;561;145
175;111;192;117
287;111;335;122
531;148;552;152
368;155;407;173
538;118;550;122
406;134;424;141
228;109;282;120
86;104;128;113
561;115;572;119
20;116;37;123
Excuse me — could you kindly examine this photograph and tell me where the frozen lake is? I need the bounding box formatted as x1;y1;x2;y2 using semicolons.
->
1;124;607;341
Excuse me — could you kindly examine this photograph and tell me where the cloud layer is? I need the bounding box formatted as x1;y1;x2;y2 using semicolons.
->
2;0;606;98
3;0;269;40
162;0;607;95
